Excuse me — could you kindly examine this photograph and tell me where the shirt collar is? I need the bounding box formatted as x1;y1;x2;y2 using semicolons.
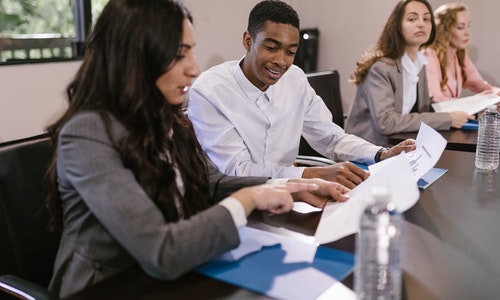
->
401;51;428;75
235;56;274;103
415;50;428;70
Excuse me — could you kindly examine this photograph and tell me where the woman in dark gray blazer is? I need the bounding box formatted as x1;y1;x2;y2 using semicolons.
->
345;0;474;145
43;0;350;297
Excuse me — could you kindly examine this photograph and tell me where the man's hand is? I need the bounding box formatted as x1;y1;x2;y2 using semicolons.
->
302;161;369;189
380;139;417;161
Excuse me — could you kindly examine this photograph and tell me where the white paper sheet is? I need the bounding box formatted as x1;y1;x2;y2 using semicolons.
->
431;93;500;115
219;226;317;263
317;281;357;300
293;201;323;214
369;122;447;181
268;267;342;300
315;153;419;244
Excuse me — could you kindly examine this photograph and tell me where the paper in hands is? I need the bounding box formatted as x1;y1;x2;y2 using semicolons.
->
315;123;445;244
369;122;447;181
315;153;419;244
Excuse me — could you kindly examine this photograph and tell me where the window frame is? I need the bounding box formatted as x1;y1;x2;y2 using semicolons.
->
0;0;92;66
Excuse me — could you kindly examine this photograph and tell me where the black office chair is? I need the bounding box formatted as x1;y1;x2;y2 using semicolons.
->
298;70;344;160
0;134;60;300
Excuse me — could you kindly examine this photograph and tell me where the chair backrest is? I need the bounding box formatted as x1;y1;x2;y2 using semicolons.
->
0;134;61;289
306;70;344;128
299;70;344;157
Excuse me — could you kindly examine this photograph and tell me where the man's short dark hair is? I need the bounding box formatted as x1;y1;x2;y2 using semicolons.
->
247;0;300;37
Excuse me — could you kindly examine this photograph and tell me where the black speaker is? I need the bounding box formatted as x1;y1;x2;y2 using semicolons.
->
295;28;319;73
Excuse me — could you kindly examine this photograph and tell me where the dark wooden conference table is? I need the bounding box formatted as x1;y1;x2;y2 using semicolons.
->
66;150;500;300
389;129;478;152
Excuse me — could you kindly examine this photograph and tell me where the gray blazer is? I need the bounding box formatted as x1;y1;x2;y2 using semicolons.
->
49;111;267;298
345;58;452;145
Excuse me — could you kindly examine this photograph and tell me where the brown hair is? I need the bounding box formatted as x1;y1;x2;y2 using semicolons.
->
45;0;209;230
351;0;436;84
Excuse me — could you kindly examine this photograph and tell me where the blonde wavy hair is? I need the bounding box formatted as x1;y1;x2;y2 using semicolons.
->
430;3;469;89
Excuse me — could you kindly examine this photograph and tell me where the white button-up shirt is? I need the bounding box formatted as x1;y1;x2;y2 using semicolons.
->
401;51;428;114
188;59;380;179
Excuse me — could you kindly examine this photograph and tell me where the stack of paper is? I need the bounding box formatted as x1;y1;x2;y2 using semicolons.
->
432;93;500;115
315;122;447;244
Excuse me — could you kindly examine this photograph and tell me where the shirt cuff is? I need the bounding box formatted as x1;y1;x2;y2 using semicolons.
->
285;166;307;178
219;197;247;228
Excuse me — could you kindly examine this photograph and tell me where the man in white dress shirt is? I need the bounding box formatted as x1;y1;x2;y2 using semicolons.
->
188;0;415;188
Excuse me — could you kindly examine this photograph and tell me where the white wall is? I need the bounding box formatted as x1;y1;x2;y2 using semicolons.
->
296;0;500;113
186;0;500;114
2;0;499;142
0;61;80;143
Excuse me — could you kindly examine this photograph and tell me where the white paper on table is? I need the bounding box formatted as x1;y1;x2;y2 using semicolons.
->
218;226;317;263
369;122;447;182
316;281;357;300
314;153;419;245
431;93;500;115
293;201;323;214
268;267;345;300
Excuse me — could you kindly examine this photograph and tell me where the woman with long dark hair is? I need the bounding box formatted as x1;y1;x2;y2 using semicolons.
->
44;0;349;297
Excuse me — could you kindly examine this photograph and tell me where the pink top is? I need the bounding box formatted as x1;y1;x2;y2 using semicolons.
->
424;48;494;102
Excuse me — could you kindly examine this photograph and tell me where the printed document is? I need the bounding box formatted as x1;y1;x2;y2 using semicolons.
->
432;93;500;115
369;122;447;181
315;122;445;244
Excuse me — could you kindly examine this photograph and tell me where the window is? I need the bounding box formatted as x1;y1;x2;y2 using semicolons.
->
0;0;109;65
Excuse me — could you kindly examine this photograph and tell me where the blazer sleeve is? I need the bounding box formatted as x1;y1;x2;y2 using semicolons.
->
364;61;452;135
207;156;268;204
58;112;241;281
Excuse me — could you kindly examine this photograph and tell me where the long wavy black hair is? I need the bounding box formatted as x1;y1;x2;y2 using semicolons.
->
44;0;209;230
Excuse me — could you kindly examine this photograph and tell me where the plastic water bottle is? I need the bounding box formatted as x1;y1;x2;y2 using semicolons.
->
475;105;500;171
354;187;403;300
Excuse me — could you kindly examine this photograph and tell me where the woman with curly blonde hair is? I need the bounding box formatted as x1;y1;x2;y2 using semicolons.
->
424;3;500;101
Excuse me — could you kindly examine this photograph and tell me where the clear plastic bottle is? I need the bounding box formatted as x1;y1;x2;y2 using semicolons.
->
475;105;500;171
354;187;403;300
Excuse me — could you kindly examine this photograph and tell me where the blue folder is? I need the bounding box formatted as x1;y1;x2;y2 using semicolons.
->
461;120;479;130
196;244;354;299
351;161;447;190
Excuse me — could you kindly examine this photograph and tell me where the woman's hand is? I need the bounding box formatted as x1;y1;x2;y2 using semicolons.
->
288;178;350;208
231;182;319;216
449;111;475;128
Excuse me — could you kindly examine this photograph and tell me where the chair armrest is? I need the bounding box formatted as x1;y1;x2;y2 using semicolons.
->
0;275;58;300
295;155;335;167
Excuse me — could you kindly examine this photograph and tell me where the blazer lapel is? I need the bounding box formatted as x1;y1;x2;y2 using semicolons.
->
394;59;404;113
